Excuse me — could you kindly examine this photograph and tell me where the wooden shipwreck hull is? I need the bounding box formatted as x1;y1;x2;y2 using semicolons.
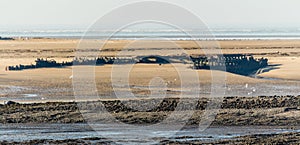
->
6;54;268;76
191;54;268;75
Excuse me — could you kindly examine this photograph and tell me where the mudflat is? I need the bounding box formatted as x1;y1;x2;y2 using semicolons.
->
0;96;299;144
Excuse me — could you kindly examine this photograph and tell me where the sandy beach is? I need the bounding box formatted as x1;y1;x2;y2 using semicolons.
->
1;38;300;102
1;38;300;144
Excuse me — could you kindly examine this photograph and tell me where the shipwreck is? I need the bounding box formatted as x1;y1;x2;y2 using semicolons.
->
6;54;268;76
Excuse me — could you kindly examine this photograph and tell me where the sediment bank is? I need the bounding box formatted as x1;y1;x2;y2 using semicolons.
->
1;95;299;125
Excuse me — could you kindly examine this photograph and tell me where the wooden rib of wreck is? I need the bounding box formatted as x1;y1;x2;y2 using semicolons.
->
0;36;14;40
6;54;268;76
191;54;268;75
7;58;73;71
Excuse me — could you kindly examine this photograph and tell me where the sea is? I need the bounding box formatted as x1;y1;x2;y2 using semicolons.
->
1;28;300;40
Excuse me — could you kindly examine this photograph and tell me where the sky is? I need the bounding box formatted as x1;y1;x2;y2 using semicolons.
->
0;0;300;30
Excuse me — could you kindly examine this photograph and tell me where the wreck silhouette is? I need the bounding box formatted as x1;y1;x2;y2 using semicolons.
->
6;54;268;76
191;54;268;75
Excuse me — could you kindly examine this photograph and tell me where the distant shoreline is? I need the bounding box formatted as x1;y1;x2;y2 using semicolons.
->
1;28;300;40
4;36;300;41
3;36;300;41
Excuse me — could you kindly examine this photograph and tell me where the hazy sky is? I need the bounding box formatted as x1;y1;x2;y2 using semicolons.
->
1;0;300;30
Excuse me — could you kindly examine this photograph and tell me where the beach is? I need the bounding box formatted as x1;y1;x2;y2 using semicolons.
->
1;38;300;102
0;38;300;144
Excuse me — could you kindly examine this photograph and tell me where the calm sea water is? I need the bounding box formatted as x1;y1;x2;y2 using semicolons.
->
1;28;300;40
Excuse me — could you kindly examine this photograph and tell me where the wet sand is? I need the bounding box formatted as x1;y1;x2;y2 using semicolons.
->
2;132;300;144
1;124;299;144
